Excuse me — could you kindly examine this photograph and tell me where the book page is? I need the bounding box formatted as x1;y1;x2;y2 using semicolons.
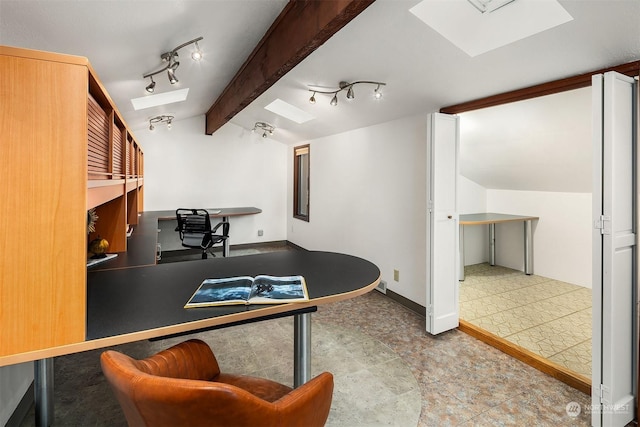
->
184;276;254;308
247;275;309;304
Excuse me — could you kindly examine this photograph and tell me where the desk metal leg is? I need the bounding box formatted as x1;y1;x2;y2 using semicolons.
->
293;312;311;388
524;220;533;275
459;224;465;281
489;223;496;266
222;216;230;257
34;358;54;427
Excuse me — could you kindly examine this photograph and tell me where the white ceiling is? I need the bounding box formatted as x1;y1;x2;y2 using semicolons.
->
1;0;639;148
459;87;592;192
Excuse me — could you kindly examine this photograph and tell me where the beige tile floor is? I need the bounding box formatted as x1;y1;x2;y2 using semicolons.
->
460;263;592;378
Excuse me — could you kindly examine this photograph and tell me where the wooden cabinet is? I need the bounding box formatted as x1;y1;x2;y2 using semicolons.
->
0;46;143;360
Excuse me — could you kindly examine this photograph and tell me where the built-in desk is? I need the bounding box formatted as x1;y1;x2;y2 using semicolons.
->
90;207;262;270
25;206;379;427
156;207;262;256
459;213;539;280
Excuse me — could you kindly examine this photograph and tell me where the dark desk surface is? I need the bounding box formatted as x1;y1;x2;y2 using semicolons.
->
87;251;380;341
0;208;379;366
155;207;262;219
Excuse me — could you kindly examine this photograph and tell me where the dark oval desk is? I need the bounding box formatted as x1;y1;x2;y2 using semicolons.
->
36;250;380;426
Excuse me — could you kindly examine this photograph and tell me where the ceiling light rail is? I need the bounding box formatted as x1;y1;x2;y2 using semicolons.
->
143;36;203;93
149;115;174;131
252;121;275;138
308;80;386;106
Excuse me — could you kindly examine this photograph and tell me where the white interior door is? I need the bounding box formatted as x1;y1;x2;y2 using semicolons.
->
592;71;637;427
426;112;459;335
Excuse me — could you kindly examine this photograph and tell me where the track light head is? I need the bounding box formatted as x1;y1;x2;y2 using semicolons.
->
346;85;355;99
191;41;203;61
145;77;156;93
149;123;154;131
374;84;382;99
330;94;338;106
167;67;178;84
309;92;316;104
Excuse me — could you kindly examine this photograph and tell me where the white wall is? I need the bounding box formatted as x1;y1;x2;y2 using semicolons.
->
459;175;488;265
138;116;288;245
487;189;592;288
287;114;428;305
0;363;32;425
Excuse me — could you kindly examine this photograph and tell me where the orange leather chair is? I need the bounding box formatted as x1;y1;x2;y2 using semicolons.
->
100;339;334;427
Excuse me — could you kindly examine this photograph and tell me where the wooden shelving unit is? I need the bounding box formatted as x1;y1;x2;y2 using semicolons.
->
0;45;143;359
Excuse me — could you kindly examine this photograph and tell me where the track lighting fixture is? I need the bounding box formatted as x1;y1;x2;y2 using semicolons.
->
308;81;386;106
252;122;275;138
142;36;203;92
149;115;174;131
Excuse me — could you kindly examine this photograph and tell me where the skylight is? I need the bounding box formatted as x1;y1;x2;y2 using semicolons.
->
131;88;190;111
264;99;315;124
409;0;573;57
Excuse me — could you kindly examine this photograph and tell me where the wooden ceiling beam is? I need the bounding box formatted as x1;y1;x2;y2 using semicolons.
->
205;0;375;135
440;60;640;115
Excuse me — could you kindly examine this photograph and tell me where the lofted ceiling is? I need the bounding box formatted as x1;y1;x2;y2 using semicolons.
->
0;0;639;147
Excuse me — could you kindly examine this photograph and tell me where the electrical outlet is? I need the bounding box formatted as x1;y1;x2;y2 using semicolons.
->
257;229;264;237
393;269;399;282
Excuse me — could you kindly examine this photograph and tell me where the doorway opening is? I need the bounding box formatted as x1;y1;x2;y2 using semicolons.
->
455;86;592;393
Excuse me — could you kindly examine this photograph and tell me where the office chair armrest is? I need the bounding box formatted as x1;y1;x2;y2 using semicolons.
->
211;220;229;233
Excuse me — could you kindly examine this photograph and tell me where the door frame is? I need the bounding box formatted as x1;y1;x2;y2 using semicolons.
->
441;61;640;412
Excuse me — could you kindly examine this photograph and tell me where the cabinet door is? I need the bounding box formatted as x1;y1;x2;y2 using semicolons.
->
0;54;87;358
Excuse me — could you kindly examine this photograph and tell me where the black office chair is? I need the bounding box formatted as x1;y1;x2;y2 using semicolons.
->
175;209;230;259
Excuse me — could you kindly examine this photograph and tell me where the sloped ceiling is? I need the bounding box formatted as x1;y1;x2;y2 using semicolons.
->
459;87;592;193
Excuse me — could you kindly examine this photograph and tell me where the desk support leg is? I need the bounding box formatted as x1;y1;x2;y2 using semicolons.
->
459;225;465;281
222;216;230;257
489;224;496;266
293;312;311;388
524;220;533;275
34;358;54;427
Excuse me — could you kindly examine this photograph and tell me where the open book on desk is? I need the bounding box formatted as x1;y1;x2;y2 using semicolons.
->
184;275;309;308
